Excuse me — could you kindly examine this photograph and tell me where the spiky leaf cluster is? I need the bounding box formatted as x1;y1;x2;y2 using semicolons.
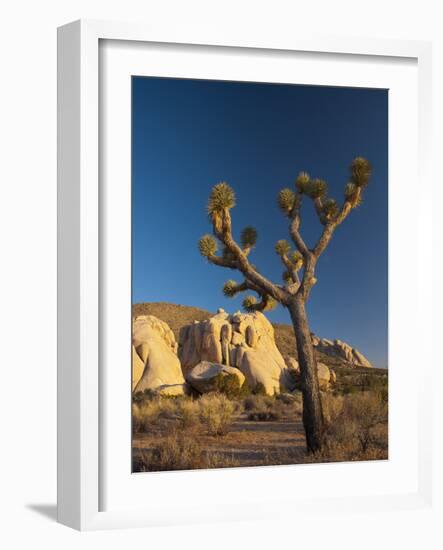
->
350;157;371;187
264;296;277;311
321;198;339;221
207;182;236;215
242;295;257;312
275;239;291;256
198;234;217;257
223;280;239;298
304;178;327;199
277;188;296;216
291;251;304;270
291;251;303;264
295;171;310;192
241;226;258;249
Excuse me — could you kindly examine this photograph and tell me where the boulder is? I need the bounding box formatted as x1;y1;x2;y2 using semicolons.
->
313;336;373;368
186;360;245;394
132;345;146;391
156;383;189;397
180;310;291;395
132;315;188;395
286;356;300;373
317;362;332;390
285;356;335;390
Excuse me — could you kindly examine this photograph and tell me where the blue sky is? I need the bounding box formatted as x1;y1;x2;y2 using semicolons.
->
132;77;388;368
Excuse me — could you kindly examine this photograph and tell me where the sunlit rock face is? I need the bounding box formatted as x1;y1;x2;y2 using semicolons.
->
312;336;373;368
186;360;246;394
132;315;188;396
179;309;291;395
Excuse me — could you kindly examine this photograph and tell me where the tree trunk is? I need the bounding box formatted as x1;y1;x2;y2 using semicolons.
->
288;296;325;453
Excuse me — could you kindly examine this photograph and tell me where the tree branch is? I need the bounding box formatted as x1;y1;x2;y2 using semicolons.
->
213;209;289;304
207;254;238;269
289;195;310;257
313;199;354;258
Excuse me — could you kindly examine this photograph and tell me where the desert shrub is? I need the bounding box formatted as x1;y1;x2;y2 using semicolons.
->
243;395;259;411
341;385;358;396
132;401;162;433
276;391;303;415
204;452;240;469
321;393;345;424
132;397;182;433
198;393;235;435
135;431;205;471
247;410;281;421
211;372;252;399
252;382;267;396
243;390;303;420
132;403;143;433
176;398;201;431
285;368;301;391
318;390;388;461
243;394;273;412
133;433;241;472
132;391;145;404
143;388;158;400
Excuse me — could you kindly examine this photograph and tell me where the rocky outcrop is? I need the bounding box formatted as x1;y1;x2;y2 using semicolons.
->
186;361;245;394
285;356;335;390
317;363;332;390
180;309;291;395
312;336;373;368
132;315;188;395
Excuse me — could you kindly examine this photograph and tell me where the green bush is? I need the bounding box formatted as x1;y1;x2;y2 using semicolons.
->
211;372;252;398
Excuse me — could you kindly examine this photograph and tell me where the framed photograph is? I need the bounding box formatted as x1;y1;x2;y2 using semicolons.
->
57;19;433;530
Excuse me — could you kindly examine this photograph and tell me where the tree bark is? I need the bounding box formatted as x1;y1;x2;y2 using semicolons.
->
288;296;325;453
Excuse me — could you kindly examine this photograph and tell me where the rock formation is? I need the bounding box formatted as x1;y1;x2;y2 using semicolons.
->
312;336;373;368
286;356;335;390
317;363;332;390
132;315;188;396
186;360;246;394
179;309;291;395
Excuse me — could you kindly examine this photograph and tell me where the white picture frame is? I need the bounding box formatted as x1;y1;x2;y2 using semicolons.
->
57;19;433;531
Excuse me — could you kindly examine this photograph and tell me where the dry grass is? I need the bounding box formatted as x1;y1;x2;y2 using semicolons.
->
243;392;303;421
132;372;388;471
133;430;241;472
313;389;388;462
198;393;236;435
132;398;178;433
133;393;237;437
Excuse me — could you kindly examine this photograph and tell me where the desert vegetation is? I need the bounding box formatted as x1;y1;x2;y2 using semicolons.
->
198;158;373;452
132;366;388;472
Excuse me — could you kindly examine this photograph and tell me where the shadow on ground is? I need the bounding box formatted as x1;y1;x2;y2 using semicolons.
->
26;504;57;522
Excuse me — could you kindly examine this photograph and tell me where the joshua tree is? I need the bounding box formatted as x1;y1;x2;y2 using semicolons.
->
198;158;372;453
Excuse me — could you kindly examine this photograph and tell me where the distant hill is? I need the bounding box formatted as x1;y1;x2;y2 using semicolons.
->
132;302;212;341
